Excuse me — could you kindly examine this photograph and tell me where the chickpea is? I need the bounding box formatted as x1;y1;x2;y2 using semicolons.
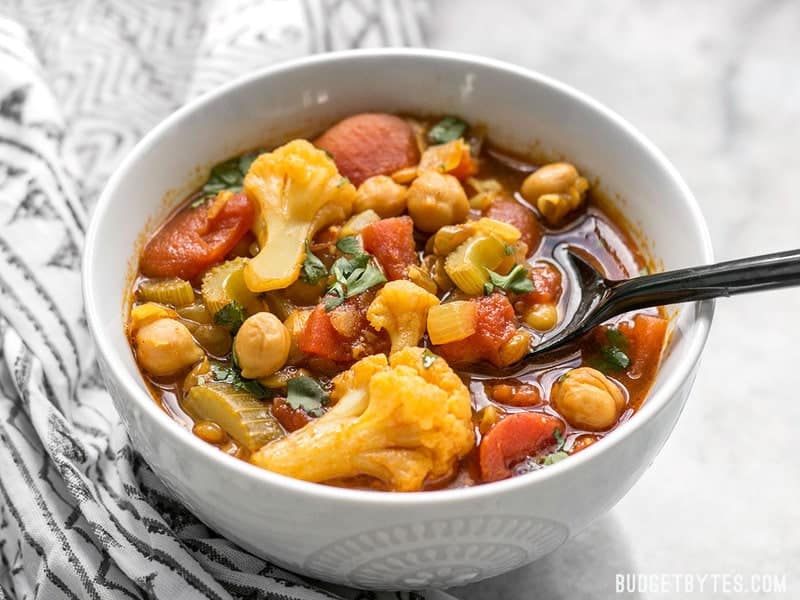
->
354;175;408;218
550;367;626;431
497;329;531;366
193;420;227;444
233;312;291;379
524;303;558;331
406;170;469;233
134;318;204;377
520;162;588;226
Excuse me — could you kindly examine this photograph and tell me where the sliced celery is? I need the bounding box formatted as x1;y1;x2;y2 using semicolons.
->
184;382;283;451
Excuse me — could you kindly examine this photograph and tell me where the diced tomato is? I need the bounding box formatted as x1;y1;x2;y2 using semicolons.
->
519;263;562;305
297;304;353;362
448;148;478;180
314;113;419;186
436;294;517;366
620;313;668;379
486;200;542;256
361;216;417;280
271;398;312;432
141;193;255;280
479;413;564;483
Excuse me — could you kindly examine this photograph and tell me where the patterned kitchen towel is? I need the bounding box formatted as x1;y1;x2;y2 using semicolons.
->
0;1;456;599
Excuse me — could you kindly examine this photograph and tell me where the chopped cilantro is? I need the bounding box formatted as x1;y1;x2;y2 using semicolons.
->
194;152;259;205
189;195;209;208
345;261;386;297
213;301;246;334
335;236;361;255
504;244;514;256
553;428;566;452
427;116;468;145
322;245;386;311
422;350;438;369
238;153;256;174
606;327;628;350
286;375;329;417
323;282;346;311
589;327;631;373
210;364;272;399
336;177;350;188
600;345;631;370
301;240;328;284
485;264;535;295
541;451;569;466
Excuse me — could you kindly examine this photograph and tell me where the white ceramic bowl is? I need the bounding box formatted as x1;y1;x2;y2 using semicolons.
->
83;49;714;590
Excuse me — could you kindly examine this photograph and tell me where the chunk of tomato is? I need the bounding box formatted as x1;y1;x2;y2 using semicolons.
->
519;263;562;305
479;412;564;482
621;313;668;379
140;193;255;280
297;304;353;363
271;398;313;432
361;216;417;280
435;294;517;366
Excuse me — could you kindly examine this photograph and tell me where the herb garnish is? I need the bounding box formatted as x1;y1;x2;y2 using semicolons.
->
213;301;246;334
286;375;329;417
541;451;569;465
539;428;569;465
210;364;272;399
590;327;631;373
427;116;468;145
335;236;361;255
301;240;328;284
484;264;535;295
191;152;258;207
322;239;386;311
553;428;566;452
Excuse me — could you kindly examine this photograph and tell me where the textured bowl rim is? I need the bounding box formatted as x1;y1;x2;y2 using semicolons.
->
83;48;714;506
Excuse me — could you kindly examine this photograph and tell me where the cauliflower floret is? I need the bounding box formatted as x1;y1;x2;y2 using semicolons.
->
251;347;475;491
366;281;440;354
243;140;355;292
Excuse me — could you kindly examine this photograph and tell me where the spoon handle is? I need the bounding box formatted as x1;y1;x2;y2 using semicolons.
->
604;248;800;315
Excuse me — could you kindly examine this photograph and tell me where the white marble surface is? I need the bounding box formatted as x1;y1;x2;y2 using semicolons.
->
429;1;800;598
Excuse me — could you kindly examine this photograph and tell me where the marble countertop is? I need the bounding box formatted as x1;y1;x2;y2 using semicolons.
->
430;1;800;598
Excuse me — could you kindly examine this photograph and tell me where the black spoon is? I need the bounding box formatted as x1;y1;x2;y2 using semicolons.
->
524;245;800;361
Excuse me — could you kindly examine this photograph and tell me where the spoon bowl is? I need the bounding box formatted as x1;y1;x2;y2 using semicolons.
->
523;246;800;362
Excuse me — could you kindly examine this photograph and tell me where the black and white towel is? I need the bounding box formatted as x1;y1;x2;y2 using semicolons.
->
0;2;457;598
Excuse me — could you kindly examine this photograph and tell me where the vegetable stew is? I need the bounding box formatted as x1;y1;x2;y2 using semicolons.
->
127;113;668;492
